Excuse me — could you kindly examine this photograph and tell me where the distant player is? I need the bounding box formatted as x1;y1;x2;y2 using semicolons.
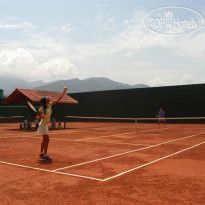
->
157;108;166;128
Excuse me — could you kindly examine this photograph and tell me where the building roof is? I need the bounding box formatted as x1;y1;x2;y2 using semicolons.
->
2;88;78;105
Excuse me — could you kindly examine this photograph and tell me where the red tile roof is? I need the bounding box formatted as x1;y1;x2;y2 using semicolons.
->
2;88;78;105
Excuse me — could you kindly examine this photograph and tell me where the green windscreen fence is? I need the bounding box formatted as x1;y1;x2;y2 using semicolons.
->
0;90;3;99
0;84;205;120
68;84;205;118
0;106;27;117
0;104;77;122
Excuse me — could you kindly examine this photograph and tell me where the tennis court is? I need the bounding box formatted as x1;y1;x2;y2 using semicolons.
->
0;116;204;204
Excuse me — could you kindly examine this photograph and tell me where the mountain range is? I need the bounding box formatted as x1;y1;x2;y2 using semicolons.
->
0;76;149;95
0;76;46;95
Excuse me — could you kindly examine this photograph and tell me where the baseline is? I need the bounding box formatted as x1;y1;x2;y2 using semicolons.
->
0;160;103;181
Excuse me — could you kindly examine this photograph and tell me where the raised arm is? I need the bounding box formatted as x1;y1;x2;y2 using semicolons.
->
52;87;67;106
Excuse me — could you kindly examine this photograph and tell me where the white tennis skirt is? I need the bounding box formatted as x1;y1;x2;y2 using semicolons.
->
37;121;49;135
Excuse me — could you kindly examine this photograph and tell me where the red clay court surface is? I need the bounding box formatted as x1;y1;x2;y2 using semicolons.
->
0;122;204;204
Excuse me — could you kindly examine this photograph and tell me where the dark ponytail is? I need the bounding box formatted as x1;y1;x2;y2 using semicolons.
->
41;97;49;114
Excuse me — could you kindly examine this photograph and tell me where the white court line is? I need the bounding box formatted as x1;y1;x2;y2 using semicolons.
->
90;125;135;131
0;126;167;140
74;127;168;142
38;136;148;146
50;130;85;134
0;133;35;137
79;140;149;146
0;129;94;139
53;131;205;171
0;134;149;147
66;123;136;130
0;136;18;139
183;128;205;130
0;138;204;182
140;128;167;133
0;129;86;138
0;160;103;181
0;135;41;139
1;128;203;149
103;141;205;181
2;126;161;137
0;134;35;139
73;132;136;141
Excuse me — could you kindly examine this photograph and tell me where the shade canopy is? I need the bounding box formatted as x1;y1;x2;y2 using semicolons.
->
2;88;78;105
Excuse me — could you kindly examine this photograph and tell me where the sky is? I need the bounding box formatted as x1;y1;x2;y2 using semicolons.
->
0;0;204;86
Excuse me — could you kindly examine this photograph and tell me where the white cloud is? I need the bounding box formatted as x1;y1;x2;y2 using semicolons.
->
86;14;116;35
41;58;77;81
60;24;76;33
46;24;77;35
169;32;205;60
0;48;37;68
0;48;38;80
0;48;77;82
0;9;204;86
70;9;205;69
108;67;204;87
0;22;35;30
0;18;35;31
95;4;107;8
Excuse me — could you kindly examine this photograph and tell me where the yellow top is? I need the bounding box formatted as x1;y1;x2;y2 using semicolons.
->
39;102;52;123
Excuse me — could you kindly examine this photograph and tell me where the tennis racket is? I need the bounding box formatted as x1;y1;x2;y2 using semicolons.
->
27;101;37;113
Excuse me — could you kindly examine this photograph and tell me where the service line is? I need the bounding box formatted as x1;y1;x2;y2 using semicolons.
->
0;137;204;182
139;128;167;133
73;132;136;141
103;141;205;181
74;127;167;142
53;131;205;171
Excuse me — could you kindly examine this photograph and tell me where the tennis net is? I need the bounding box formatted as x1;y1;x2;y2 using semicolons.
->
64;116;137;132
64;116;205;132
0;116;25;128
